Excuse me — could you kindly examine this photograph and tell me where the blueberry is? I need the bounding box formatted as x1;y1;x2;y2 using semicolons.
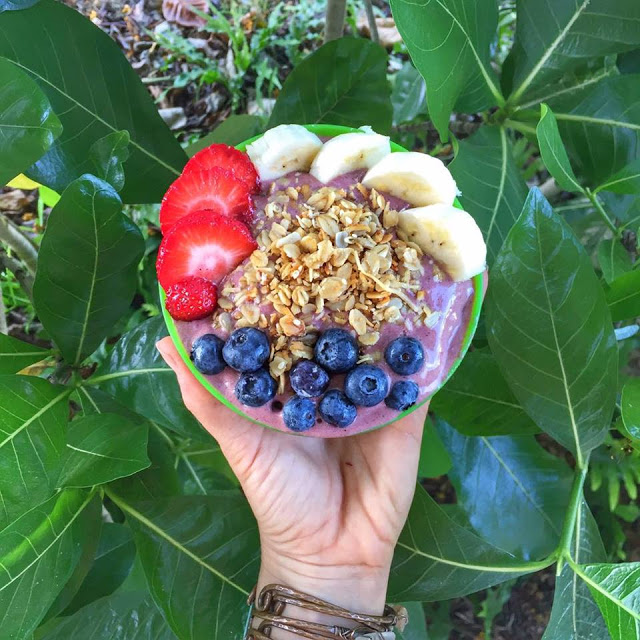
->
318;389;357;428
235;368;277;407
385;380;419;411
283;395;316;432
314;329;359;373
344;365;389;407
191;334;226;375
384;337;425;375
290;360;330;398
222;328;270;372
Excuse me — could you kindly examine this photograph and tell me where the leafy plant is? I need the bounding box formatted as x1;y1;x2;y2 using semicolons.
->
0;0;640;638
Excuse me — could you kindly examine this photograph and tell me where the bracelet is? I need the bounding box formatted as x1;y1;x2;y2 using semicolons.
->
245;584;409;640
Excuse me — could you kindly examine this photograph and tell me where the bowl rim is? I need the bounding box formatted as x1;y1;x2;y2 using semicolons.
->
159;123;485;436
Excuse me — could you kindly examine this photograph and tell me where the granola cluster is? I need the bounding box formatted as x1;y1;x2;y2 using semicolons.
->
212;181;437;391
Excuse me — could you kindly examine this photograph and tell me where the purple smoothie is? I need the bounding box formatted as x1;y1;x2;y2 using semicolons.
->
174;169;475;437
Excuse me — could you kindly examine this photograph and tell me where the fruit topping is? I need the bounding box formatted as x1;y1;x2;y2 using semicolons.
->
289;360;330;398
344;364;389;407
159;167;254;233
362;151;457;207
283;395;316;432
385;380;419;411
191;334;226;375
318;389;357;428
222;327;270;372
313;329;359;373
183;144;260;193
246;124;322;181
165;276;217;321
235;368;277;407
156;210;257;289
385;337;425;375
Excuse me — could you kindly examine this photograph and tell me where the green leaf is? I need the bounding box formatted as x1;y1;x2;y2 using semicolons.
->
58;413;150;488
598;239;632;284
597;158;640;195
0;489;99;639
418;418;451;479
89;130;130;192
268;37;392;134
618;50;640;75
396;602;428;640
0;375;69;529
0;57;61;187
449;126;528;264
509;0;640;105
542;500;608;640
622;377;640;441
536;104;582;193
388;485;543;601
33;175;144;364
431;350;539;436
574;562;640;640
437;421;573;560
390;0;502;139
0;0;188;203
605;270;640;322
0;0;39;10
391;62;426;126
43;591;177;640
90;317;207;442
64;523;136;615
0;333;49;374
187;115;263;156
486;188;617;466
108;491;259;640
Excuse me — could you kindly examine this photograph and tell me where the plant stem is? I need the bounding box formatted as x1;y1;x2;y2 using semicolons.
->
503;119;537;136
0;246;34;300
585;188;617;234
324;0;347;42
363;0;379;43
556;465;588;572
0;292;7;335
0;214;38;274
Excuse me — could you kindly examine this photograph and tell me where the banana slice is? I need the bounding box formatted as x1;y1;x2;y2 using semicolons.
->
398;204;486;282
246;124;323;181
310;130;390;183
362;152;457;207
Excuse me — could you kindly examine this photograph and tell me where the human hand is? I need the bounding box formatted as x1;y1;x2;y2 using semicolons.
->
157;337;427;615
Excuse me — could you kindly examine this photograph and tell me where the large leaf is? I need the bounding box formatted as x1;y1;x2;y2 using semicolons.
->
0;57;60;187
0;375;69;529
107;490;260;640
34;175;144;364
437;422;572;560
418;418;451;479
605;270;640;322
59;413;150;488
187;115;263;156
596;158;640;195
0;333;49;374
486;188;617;466
268;37;392;134
390;0;502;139
542;500;609;640
449;126;528;263
0;490;99;639
89;317;207;441
43;591;177;640
622;377;640;440
391;62;427;126
0;0;39;10
388;485;544;601
574;562;640;640
598;239;632;284
89;130;130;193
509;0;640;105
0;0;187;203
431;350;539;436
396;602;428;640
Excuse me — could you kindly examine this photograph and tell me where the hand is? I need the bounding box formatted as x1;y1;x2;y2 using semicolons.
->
157;337;427;615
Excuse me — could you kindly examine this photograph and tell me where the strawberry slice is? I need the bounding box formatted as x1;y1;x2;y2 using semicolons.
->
165;276;218;321
157;210;258;289
184;144;260;193
159;167;254;234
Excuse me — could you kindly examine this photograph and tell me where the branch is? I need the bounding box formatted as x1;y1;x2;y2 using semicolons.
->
0;292;7;335
0;214;38;274
539;177;562;201
363;0;379;43
0;246;34;300
324;0;347;42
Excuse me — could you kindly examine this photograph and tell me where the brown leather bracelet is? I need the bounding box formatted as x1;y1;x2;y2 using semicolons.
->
245;584;408;640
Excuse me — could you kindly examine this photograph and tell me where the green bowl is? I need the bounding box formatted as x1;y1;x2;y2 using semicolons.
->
160;123;485;437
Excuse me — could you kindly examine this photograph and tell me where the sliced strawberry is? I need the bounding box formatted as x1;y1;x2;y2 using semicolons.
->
157;210;258;289
159;167;255;234
165;276;218;321
184;144;260;193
